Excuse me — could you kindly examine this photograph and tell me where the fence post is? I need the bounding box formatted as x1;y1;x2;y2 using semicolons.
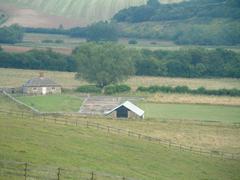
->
87;121;89;128
108;126;110;133
57;168;61;180
138;134;141;139
24;162;28;180
91;171;94;180
76;120;78;126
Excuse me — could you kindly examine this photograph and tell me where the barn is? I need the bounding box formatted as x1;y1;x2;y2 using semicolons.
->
105;101;144;119
22;73;61;95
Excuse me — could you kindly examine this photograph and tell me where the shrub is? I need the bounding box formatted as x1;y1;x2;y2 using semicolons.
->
42;39;53;43
136;85;240;97
55;39;64;43
104;84;131;95
174;86;189;93
128;39;138;44
76;85;101;93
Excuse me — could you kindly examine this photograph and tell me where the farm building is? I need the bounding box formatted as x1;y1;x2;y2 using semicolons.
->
22;73;61;95
105;101;144;119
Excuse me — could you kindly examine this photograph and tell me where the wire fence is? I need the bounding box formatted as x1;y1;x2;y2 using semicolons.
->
0;109;239;161
0;160;137;180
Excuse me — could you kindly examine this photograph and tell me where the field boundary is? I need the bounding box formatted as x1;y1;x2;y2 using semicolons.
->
0;160;137;180
3;91;40;114
0;109;239;161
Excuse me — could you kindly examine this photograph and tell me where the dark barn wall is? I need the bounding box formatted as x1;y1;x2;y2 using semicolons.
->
116;106;128;118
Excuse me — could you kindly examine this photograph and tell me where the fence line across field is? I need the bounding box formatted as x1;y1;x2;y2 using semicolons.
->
0;110;239;160
0;160;137;180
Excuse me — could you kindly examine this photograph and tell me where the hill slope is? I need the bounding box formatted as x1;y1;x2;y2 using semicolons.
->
0;95;240;179
0;0;184;27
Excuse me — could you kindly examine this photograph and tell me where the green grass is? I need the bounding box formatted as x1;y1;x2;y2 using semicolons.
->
139;102;240;123
0;107;240;179
16;95;83;112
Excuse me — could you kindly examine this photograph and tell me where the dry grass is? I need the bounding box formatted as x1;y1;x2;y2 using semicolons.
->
1;44;72;55
127;76;240;90
0;68;84;89
147;93;240;106
1;68;240;105
54;114;240;153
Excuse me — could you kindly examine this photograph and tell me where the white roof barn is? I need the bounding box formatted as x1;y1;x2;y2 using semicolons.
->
105;101;144;119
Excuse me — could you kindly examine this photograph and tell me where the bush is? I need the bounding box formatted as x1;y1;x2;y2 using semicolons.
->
55;39;64;43
104;84;131;95
136;85;240;97
76;85;101;93
128;39;138;44
42;39;53;43
174;86;189;93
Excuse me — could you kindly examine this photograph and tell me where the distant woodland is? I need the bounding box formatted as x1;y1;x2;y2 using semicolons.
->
114;0;240;45
0;45;239;78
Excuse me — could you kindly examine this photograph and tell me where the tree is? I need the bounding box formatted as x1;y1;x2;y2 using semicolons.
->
86;21;119;42
73;43;135;87
0;24;24;44
147;0;160;7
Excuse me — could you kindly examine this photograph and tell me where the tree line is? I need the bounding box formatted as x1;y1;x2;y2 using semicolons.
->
113;0;240;45
0;24;24;44
0;43;240;79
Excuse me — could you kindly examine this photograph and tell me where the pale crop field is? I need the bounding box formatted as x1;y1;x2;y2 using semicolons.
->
1;0;184;24
1;68;240;90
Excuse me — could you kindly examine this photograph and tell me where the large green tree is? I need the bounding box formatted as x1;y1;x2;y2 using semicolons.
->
0;24;24;44
86;21;119;42
73;43;135;87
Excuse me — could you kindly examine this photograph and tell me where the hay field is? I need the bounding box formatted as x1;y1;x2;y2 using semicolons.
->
1;68;240;105
0;0;184;27
1;68;240;90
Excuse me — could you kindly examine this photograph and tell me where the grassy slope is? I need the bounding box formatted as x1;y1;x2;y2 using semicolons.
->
0;97;240;179
1;0;184;21
16;95;83;112
139;102;240;123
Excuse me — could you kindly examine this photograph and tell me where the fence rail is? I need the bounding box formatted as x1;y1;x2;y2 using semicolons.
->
0;160;136;180
0;109;239;160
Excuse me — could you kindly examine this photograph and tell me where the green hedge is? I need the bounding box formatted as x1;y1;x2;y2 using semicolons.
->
104;84;131;95
137;85;240;97
76;85;101;93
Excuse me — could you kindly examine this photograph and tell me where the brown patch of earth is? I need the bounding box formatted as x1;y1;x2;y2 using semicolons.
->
1;45;72;55
0;3;87;28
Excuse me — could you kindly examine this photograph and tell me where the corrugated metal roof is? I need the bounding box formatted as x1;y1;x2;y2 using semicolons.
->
105;101;144;117
23;77;61;87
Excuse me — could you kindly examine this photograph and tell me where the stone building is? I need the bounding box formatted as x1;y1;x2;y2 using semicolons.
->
22;73;61;95
104;101;144;119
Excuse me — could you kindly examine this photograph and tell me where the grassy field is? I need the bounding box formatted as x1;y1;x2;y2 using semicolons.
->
2;32;240;54
1;68;240;106
0;96;239;179
139;102;240;123
16;95;83;112
1;95;240;153
1;68;240;90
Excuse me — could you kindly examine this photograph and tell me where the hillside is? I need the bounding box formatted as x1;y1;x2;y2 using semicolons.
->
0;0;184;27
114;0;240;45
0;95;240;179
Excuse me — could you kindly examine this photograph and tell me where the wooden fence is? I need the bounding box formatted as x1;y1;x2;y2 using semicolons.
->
0;160;136;180
0;109;239;161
